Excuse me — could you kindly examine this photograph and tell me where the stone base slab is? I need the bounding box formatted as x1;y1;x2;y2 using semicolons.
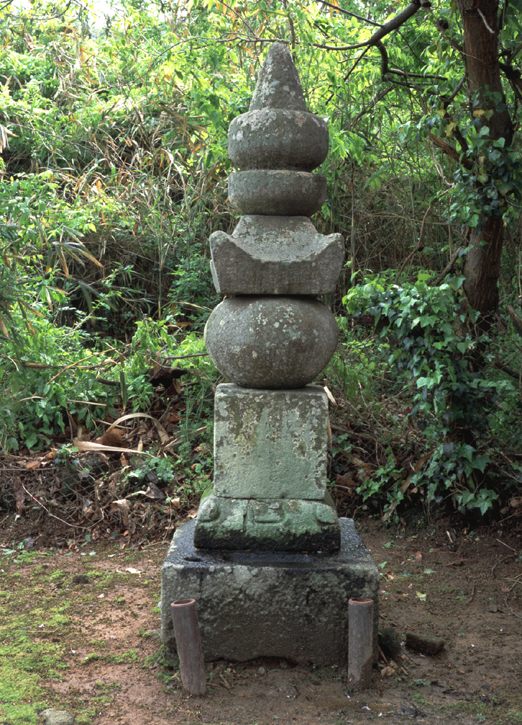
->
193;493;340;552
161;518;379;666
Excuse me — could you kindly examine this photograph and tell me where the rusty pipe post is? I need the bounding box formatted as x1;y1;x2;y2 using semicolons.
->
170;598;206;695
348;597;374;690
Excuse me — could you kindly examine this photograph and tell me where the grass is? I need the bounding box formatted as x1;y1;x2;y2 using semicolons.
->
0;542;162;725
0;562;71;724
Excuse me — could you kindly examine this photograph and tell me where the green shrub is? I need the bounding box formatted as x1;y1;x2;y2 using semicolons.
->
343;271;515;516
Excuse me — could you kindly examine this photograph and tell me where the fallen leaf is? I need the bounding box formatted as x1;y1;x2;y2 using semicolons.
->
335;473;356;488
381;666;395;677
323;385;336;405
416;591;427;601
74;439;144;455
383;450;434;522
125;567;141;575
110;499;130;528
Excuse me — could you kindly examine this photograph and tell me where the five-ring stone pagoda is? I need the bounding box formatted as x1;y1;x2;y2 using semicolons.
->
161;43;379;666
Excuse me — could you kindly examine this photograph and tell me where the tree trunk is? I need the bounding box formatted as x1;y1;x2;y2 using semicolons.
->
456;0;514;324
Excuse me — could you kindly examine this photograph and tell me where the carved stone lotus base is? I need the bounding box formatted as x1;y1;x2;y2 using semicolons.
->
193;492;340;552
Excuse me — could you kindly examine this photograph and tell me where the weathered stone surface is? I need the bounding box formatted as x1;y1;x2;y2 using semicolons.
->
161;518;380;665
212;384;328;499
405;632;445;656
229;170;326;216
204;296;338;389
228;109;328;171
249;42;307;112
194;493;339;552
210;215;344;295
40;710;76;725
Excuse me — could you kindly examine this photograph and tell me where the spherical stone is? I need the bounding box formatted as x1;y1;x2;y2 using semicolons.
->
204;296;339;389
229;170;327;217
228;109;329;171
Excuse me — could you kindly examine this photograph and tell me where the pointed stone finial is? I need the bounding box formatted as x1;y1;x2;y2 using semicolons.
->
249;42;307;111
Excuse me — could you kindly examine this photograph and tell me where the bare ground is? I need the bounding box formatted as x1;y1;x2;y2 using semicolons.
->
1;514;521;725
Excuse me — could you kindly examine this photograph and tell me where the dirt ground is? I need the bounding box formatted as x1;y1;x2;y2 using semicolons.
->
1;514;521;725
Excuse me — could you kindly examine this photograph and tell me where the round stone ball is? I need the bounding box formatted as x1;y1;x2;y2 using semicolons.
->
228;170;327;217
204;296;339;389
228;109;329;171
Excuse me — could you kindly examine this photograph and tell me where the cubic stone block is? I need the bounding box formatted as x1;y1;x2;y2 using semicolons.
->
194;494;340;552
210;215;344;296
213;384;328;499
161;518;380;666
229;170;326;217
204;296;339;389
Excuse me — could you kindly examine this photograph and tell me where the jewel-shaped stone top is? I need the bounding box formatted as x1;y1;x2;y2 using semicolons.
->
249;42;307;111
228;43;328;172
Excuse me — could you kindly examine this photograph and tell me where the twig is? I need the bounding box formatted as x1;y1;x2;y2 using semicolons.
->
495;538;518;553
491;554;516;578
429;247;463;287
395;202;434;281
316;0;383;28
163;352;209;361
477;8;494;34
493;360;521;381
499;510;522;524
505;579;522;620
466;585;475;605
21;484;99;531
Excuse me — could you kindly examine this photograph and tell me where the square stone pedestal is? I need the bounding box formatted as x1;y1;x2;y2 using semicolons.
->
161;519;379;666
193;384;341;552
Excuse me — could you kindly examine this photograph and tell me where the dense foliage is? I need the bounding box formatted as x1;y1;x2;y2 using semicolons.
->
1;0;522;521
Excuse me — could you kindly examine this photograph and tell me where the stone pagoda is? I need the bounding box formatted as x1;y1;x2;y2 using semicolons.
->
161;44;379;665
195;42;344;551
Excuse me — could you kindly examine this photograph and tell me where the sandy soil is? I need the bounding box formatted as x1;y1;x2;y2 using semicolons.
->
1;515;521;725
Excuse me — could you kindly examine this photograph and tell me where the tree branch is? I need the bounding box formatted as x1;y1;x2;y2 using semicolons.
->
429;246;464;286
499;61;522;99
351;86;394;128
365;1;422;46
316;0;383;28
395;202;434;281
428;133;473;169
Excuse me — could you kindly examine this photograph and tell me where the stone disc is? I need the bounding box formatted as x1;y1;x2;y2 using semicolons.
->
204;296;338;389
229;170;326;217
